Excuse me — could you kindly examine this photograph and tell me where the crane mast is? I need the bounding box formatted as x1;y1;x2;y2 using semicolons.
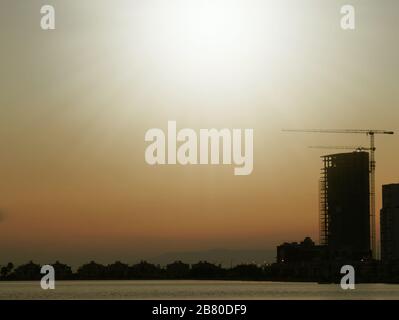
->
369;133;376;260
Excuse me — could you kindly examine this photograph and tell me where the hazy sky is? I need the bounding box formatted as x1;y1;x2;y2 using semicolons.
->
0;0;398;265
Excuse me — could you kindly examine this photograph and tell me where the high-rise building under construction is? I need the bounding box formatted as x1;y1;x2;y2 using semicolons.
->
380;184;399;262
319;151;371;259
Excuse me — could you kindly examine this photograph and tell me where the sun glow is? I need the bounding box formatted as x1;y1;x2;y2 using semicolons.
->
120;0;301;96
65;0;308;122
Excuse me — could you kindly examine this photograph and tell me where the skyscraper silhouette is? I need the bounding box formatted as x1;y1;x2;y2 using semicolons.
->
320;152;371;260
380;184;399;262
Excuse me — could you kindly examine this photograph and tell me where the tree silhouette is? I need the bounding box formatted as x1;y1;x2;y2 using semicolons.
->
228;264;263;280
128;261;163;279
166;261;190;279
52;261;73;280
13;261;41;280
190;261;225;279
76;261;106;280
106;261;129;280
0;262;14;280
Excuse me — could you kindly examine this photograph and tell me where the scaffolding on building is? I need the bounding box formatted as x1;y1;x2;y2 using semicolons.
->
319;156;330;246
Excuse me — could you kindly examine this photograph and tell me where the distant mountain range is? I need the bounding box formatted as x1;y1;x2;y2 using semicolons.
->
147;249;276;267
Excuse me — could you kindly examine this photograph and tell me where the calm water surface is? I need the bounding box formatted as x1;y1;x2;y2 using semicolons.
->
1;281;399;300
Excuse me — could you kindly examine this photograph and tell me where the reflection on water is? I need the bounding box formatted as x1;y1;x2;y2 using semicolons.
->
1;281;399;300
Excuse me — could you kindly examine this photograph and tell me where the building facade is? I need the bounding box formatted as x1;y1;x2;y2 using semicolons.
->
277;237;326;264
381;184;399;262
320;151;371;260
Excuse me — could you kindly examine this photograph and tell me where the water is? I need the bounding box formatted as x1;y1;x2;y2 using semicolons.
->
1;281;399;300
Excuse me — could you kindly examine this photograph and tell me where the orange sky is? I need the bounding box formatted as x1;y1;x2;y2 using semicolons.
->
0;0;398;265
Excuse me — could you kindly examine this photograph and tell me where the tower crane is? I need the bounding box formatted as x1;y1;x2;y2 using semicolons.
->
309;146;372;152
283;129;395;259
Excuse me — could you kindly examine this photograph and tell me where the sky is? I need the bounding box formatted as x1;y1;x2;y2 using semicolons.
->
0;0;398;265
